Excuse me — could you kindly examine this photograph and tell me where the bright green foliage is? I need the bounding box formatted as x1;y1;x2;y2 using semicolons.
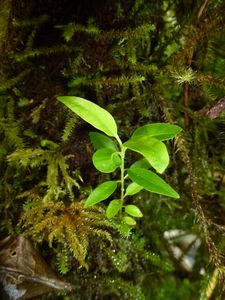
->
132;123;182;141
57;96;118;138
130;158;150;169
84;181;118;208
89;132;118;150
106;199;121;219
124;216;136;226
127;168;180;199
92;148;121;173
125;205;143;218
124;136;169;173
125;182;143;196
58;95;181;226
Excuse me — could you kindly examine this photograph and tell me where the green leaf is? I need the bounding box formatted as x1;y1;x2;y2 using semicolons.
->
127;168;179;199
130;158;150;169
84;181;117;208
116;223;131;237
125;205;143;218
89;132;118;150
132;123;182;141
92;148;121;173
123;216;136;226
57;96;118;137
106;199;121;219
125;182;143;196
124;136;169;173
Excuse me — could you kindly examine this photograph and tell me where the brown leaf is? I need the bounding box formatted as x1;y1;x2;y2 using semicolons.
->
0;235;73;300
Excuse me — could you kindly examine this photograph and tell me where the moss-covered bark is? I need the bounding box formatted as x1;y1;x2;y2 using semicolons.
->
0;0;225;299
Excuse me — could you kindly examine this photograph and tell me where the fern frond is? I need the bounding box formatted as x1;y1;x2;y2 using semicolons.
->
61;111;77;142
0;0;12;52
174;133;191;163
100;24;155;41
14;45;74;62
16;186;43;202
69;74;146;89
90;228;113;245
58;153;80;190
57;22;100;42
46;153;59;192
56;247;70;274
58;21;155;43
7;148;45;167
0;69;30;92
7;145;79;200
0;99;25;149
143;251;173;272
30;99;47;124
197;74;225;89
13;14;49;28
65;222;89;269
205;268;220;299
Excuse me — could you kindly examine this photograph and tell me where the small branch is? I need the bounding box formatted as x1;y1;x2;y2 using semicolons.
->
182;0;209;128
183;83;190;128
0;266;74;291
196;97;225;119
197;0;209;19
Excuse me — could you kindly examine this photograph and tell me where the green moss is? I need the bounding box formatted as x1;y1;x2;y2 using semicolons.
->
1;0;225;299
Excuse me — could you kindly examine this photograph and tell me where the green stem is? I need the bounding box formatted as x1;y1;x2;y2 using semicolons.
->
120;146;126;207
116;135;126;211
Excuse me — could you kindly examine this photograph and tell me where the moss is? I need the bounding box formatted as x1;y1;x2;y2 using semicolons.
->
1;0;225;299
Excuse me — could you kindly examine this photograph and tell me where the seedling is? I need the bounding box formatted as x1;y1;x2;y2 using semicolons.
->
57;96;182;228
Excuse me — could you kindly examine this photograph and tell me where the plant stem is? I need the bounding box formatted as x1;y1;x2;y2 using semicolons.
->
120;146;126;207
115;135;126;211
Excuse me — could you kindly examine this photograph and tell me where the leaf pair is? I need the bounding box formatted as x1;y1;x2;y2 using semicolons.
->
124;123;182;174
90;132;120;173
106;201;143;225
83;166;179;210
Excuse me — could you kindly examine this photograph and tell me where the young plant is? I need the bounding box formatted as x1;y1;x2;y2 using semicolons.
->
57;96;182;228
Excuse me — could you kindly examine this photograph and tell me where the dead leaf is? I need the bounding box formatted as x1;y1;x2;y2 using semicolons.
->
0;235;73;300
